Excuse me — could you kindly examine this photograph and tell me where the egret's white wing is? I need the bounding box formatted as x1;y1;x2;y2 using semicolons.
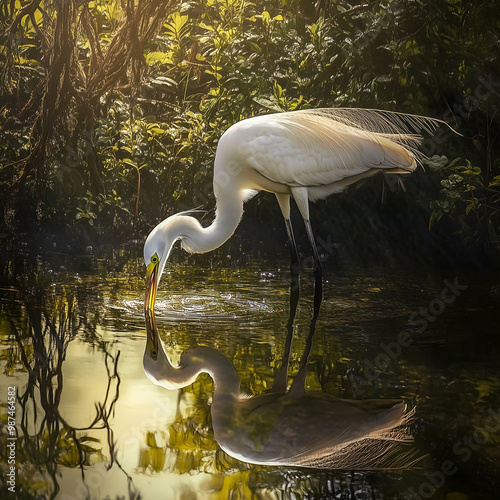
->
235;109;443;190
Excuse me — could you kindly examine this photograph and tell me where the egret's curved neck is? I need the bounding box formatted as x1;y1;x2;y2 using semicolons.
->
184;188;246;253
144;344;240;399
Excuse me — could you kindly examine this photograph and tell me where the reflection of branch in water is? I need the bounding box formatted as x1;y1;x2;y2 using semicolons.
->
5;285;133;499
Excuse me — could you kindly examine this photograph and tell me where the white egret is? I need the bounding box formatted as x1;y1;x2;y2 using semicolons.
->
143;309;418;468
144;108;446;311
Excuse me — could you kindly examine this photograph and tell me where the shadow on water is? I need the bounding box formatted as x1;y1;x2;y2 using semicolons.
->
1;248;499;499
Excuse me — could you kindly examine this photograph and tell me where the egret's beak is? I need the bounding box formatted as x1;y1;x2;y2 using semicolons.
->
145;260;158;312
145;261;159;358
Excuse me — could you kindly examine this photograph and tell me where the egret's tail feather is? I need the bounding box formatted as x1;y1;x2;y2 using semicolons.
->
293;107;457;166
305;108;453;138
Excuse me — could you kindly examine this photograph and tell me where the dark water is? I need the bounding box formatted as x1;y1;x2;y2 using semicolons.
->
1;249;499;499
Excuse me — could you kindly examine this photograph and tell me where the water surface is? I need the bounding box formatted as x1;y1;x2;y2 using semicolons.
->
1;250;499;499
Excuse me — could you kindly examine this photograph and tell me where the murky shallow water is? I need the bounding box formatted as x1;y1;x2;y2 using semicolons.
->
1;250;499;499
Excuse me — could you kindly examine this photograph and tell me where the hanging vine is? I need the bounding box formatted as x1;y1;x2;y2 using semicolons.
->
0;0;176;204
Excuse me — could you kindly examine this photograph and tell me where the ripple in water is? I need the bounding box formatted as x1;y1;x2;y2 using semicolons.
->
119;292;273;321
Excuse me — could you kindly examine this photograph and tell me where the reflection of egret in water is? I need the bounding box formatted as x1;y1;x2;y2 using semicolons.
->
144;274;419;469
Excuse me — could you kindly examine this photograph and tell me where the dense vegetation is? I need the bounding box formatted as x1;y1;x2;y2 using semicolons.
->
1;0;499;266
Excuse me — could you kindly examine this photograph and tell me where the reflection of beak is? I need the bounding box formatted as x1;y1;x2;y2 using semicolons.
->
145;307;159;357
145;262;159;358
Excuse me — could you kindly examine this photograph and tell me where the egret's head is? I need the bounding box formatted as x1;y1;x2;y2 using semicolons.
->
144;214;205;312
143;219;176;313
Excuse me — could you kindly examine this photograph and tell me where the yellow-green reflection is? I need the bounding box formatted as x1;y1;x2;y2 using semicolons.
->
1;254;499;499
0;271;127;499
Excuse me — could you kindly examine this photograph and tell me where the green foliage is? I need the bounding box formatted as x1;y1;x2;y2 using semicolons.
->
429;157;500;247
0;0;499;261
76;190;129;227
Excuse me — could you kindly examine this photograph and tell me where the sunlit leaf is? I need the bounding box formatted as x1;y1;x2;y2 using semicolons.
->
146;51;172;65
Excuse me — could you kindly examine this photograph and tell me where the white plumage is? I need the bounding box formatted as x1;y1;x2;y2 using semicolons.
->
216;109;423;194
144;108;445;307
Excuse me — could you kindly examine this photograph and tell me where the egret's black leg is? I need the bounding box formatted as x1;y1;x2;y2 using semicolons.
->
284;216;301;343
289;186;322;275
275;193;300;278
304;219;322;269
303;218;323;309
284;217;300;275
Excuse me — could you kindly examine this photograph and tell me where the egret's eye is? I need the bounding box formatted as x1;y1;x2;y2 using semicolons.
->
151;349;157;357
151;253;159;264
